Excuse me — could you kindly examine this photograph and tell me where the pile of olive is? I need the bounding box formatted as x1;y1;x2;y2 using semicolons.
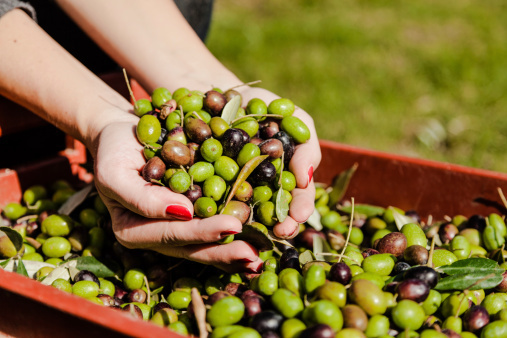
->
4;177;507;338
134;86;310;241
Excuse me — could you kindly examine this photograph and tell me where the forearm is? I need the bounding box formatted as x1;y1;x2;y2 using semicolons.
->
56;0;243;93
0;9;134;156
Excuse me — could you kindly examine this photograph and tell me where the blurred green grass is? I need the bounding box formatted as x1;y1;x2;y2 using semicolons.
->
206;0;507;172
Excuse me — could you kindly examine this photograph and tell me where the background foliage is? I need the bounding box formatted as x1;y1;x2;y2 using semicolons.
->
206;0;507;172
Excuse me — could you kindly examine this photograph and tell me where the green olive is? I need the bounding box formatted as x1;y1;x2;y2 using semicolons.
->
169;171;191;193
72;280;100;298
200;138;223;163
151;87;172;108
280;116;310;144
40;214;73;237
206;296;245;327
391;299;425;330
188;161;215;183
214;156;240;182
237;143;261;167
194;197;217;218
302;300;343;331
134;98;153;117
267;98;295;118
271;288;304;318
137;114;162;144
42;236;71;258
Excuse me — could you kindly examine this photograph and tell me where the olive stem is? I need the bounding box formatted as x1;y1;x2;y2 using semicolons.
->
15;215;37;224
337;197;355;263
225;80;262;92
498;187;507;210
230;114;283;125
278;152;285;187
144;276;151;305
454;290;468;318
190;111;204;121
122;68;137;104
180;105;184;126
166;259;185;272
191;288;209;338
143;142;162;150
427;235;436;268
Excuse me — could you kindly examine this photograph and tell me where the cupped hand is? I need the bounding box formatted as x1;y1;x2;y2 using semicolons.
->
92;116;263;273
237;87;322;239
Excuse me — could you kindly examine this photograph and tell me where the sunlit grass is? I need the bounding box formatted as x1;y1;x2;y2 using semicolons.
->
206;0;507;172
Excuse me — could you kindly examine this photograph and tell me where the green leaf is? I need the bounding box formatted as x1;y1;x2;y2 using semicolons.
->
306;209;323;231
0;258;11;269
392;208;414;231
221;95;241;125
435;272;503;291
327;163;358;208
221;155;269;212
71;256;116;278
338;204;385;218
58;183;94;216
438;258;502;275
0;226;24;253
275;188;289;223
15;258;29;277
313;234;335;262
299;250;316;265
151;286;165;295
235;224;274;251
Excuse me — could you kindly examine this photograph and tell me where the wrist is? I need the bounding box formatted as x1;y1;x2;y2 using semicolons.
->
79;97;137;159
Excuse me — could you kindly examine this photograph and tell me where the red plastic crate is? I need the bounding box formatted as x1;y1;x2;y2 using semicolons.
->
1;140;507;337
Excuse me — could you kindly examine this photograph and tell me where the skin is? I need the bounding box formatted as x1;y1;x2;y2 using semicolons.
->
0;1;321;272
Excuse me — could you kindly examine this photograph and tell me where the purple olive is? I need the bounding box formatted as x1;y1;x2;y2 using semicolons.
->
142;156;166;182
396;279;430;303
329;262;352;285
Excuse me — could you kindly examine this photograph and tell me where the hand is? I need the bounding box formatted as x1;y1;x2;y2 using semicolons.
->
238;87;322;239
92;115;263;273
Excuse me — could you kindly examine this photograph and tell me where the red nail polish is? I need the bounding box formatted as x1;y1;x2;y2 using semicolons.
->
166;205;192;221
238;257;257;263
307;165;314;188
220;230;241;238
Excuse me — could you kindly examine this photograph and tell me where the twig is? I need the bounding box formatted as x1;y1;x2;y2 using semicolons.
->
338;197;355;263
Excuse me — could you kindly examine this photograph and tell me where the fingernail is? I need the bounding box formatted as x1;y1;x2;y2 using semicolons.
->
307;165;314;188
220;230;241;238
247;264;263;273
166;205;193;221
238;257;257;263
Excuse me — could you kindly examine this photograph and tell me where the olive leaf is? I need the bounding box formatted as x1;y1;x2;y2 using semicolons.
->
327;163;358;208
275;188;290;223
15;258;29;277
437;258;503;275
435;258;505;291
338;204;385;218
392;208;414;231
299;250;316;265
235;224;274;251
41;265;71;285
2;259;53;278
221;155;269;213
306;209;323;231
0;226;24;254
0;258;11;269
267;230;294;248
151;286;165;295
58;183;94;216
435;272;503;291
313;234;335;262
68;256;116;278
221;95;241;125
